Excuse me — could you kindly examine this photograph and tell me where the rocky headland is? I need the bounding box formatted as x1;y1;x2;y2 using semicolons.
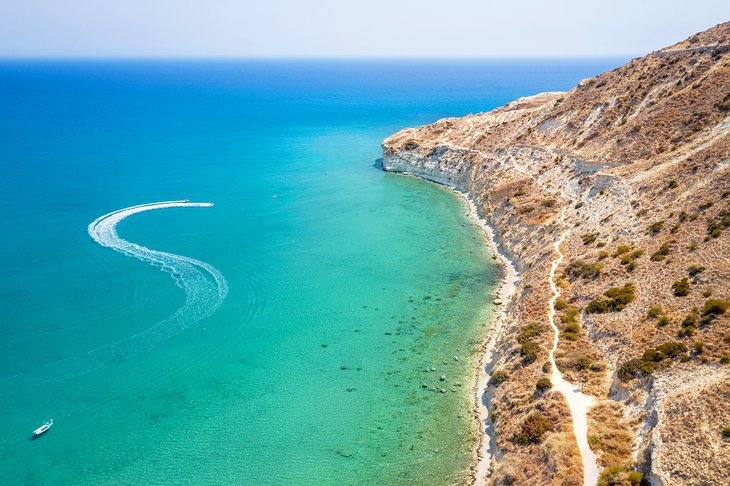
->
382;22;730;485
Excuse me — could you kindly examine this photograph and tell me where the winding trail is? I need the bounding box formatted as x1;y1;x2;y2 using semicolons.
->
397;136;601;483
548;205;600;485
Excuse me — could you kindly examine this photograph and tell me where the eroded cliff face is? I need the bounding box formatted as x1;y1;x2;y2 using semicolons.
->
383;22;730;485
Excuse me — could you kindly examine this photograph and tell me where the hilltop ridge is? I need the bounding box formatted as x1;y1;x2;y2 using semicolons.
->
383;21;730;485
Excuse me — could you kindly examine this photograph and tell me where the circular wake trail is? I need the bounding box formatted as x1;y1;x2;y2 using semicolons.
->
9;201;228;385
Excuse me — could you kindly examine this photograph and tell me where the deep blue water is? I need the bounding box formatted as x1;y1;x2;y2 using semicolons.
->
0;59;624;484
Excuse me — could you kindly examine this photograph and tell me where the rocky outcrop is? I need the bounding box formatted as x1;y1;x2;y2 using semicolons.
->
382;22;730;485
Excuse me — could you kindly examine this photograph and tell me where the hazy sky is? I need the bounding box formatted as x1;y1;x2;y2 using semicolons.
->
0;0;728;58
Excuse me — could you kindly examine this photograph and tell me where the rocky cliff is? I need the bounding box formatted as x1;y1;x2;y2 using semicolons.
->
383;22;730;485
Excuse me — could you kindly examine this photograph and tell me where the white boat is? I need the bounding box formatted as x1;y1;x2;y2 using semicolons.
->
32;419;53;437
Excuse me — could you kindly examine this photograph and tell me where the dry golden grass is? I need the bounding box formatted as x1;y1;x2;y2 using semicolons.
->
587;402;634;467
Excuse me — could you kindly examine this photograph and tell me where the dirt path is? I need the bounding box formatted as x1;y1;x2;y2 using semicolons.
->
397;138;602;483
548;205;600;485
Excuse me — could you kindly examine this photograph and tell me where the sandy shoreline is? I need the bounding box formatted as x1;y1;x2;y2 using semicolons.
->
454;192;519;486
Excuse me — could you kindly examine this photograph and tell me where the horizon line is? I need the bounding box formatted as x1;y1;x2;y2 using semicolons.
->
0;54;638;62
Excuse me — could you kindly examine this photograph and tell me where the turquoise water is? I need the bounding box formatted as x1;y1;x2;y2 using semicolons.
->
0;60;623;484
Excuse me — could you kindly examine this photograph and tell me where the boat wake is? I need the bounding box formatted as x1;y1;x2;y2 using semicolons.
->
13;201;228;385
87;200;229;349
78;200;228;364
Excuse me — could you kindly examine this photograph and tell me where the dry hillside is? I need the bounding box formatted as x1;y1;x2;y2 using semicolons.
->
382;22;730;485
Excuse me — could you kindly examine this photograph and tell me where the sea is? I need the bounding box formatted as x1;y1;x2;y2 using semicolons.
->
0;59;623;485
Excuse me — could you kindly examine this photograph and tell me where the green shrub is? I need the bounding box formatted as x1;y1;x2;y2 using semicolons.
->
642;348;665;363
598;250;609;260
564;322;580;334
618;359;642;381
698;200;714;210
514;413;554;445
677;326;695;338
491;370;508;384
722;427;730;438
667;180;678;189
688;265;705;277
517;323;543;343
618;342;687;381
620;249;644;265
656;341;688;358
613;245;631;256
707;208;730;237
651;243;671;261
694;341;705;353
582;233;598;245
657;316;670;326
563;331;578;341
647;306;663;318
562;307;579;325
585;299;609;314
639;361;656;375
536;378;552;391
554;299;568;310
520;340;541;364
703;298;728;316
681;313;698;327
565;260;603;278
575;357;593;371
602;283;636;306
627;471;644;484
598;465;643;486
586;283;636;314
672;278;690;296
721;355;730;365
649;221;664;235
542;198;557;208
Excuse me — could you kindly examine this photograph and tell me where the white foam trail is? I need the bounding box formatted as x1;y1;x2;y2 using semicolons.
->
1;201;228;389
83;200;228;357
